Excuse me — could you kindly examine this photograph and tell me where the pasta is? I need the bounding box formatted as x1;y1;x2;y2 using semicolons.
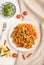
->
10;23;38;49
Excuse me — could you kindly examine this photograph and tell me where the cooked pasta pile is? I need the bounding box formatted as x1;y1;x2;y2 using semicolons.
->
10;23;38;49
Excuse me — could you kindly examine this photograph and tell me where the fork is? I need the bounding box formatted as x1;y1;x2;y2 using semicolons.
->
0;22;7;40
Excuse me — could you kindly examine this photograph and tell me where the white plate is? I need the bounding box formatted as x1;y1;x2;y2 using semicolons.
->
9;20;41;52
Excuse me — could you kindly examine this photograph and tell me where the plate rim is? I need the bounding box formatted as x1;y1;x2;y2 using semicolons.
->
8;20;41;52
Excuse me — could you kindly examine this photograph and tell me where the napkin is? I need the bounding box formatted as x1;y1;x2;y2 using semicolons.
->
22;0;44;19
14;0;44;65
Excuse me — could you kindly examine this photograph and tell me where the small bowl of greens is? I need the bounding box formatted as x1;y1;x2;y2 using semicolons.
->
1;2;16;17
